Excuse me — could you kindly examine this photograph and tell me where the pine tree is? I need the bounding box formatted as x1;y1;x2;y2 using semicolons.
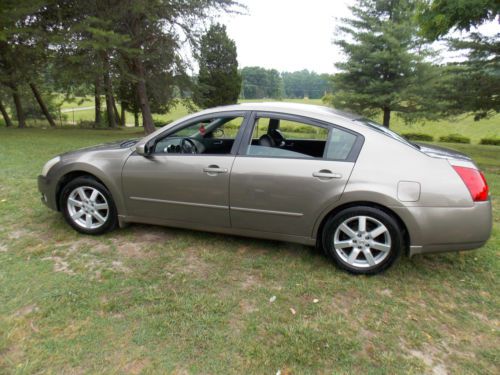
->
330;0;431;128
193;23;241;108
418;0;500;119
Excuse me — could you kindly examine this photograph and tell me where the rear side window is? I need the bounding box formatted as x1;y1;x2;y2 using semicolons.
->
326;128;357;160
244;116;360;161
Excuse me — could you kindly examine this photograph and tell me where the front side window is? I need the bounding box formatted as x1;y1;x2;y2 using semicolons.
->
245;116;358;161
154;115;245;155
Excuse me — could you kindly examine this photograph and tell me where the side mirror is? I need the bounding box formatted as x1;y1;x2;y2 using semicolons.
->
136;140;155;156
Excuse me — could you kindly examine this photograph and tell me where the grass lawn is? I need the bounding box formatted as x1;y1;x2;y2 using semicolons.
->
0;128;498;374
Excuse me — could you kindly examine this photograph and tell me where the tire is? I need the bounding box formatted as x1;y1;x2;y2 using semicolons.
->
60;176;118;235
322;206;403;275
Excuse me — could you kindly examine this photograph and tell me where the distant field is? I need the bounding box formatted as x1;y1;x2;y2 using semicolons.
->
1;97;498;143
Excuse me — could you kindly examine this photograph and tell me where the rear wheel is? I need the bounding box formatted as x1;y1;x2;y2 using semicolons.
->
322;206;403;274
60;177;117;235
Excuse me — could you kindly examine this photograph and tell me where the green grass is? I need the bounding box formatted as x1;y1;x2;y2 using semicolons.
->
0;128;499;374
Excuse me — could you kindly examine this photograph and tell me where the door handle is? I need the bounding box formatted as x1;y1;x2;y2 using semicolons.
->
203;165;228;174
312;170;342;179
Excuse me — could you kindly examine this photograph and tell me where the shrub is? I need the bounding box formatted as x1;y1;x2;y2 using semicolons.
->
401;133;434;142
154;120;172;128
77;120;98;128
480;137;500;146
439;134;470;144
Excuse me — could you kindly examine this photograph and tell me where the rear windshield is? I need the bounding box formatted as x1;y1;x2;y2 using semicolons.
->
355;118;417;149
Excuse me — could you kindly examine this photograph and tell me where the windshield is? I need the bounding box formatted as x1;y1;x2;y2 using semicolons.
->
355;118;417;149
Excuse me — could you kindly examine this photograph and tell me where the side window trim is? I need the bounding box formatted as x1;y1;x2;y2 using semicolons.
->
150;110;251;156
235;111;364;162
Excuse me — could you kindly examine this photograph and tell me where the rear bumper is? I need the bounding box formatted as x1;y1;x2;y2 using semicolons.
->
38;175;58;211
392;201;493;257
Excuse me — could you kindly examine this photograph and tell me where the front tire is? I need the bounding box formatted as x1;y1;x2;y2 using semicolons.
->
60;177;118;235
322;206;403;275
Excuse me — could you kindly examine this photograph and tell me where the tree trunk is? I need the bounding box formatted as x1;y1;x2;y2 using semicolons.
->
95;77;102;126
133;58;155;134
101;52;116;128
112;97;122;126
134;110;139;127
10;84;26;128
29;83;56;127
0;99;13;127
120;103;126;126
382;107;391;128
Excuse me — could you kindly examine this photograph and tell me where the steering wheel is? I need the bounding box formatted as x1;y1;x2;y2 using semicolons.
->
181;138;198;154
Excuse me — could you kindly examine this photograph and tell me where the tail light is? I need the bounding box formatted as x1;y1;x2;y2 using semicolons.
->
452;166;489;201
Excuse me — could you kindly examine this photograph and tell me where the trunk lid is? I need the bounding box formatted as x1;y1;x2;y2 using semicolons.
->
415;142;472;162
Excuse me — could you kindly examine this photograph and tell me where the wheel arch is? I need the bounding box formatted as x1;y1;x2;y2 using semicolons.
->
55;170;115;211
315;201;411;255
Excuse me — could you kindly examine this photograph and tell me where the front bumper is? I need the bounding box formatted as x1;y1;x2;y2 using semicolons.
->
38;175;58;211
393;201;493;257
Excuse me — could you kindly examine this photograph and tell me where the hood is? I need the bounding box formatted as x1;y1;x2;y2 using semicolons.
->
415;142;472;162
62;139;139;157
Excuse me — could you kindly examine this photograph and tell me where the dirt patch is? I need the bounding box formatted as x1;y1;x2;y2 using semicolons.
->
403;340;450;375
123;358;151;374
240;273;261;290
14;304;38;317
471;311;500;327
1;344;24;367
409;347;449;375
0;243;7;252
111;260;130;273
239;299;258;314
115;243;150;259
379;288;392;297
130;225;175;244
183;247;211;277
331;290;361;315
237;244;270;257
42;255;75;274
8;229;29;240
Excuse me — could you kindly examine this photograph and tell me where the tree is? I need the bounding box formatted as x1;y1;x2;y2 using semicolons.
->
418;0;499;40
0;92;13;127
193;23;241;108
418;0;500;119
240;67;283;99
32;0;239;132
282;70;329;99
106;0;240;134
329;0;433;127
0;0;59;128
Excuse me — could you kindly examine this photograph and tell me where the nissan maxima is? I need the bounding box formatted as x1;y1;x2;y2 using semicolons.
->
38;103;492;274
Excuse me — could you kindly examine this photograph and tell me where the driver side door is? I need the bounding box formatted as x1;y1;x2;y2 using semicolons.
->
122;111;249;228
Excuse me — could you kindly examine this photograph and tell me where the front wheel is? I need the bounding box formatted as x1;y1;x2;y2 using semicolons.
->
60;177;118;235
322;206;403;274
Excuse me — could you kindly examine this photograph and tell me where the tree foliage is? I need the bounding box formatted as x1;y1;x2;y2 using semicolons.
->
282;70;330;99
193;23;241;108
330;0;434;127
0;0;240;132
418;0;500;40
240;67;281;99
417;0;500;119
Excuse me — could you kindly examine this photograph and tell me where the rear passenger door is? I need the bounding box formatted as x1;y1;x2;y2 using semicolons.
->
229;113;363;237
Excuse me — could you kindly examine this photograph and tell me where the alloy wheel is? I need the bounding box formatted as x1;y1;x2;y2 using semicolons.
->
333;215;392;268
66;186;110;230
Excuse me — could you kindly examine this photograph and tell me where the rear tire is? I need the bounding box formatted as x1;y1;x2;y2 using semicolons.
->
60;177;118;235
322;206;402;275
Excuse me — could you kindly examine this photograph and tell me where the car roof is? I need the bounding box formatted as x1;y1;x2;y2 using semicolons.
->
203;102;363;122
